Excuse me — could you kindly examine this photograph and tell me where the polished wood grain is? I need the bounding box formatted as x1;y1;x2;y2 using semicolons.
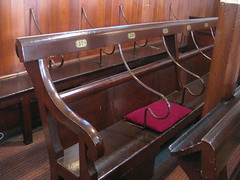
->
0;0;219;76
169;87;240;179
201;88;240;180
17;18;214;179
0;32;212;144
16;18;217;62
203;2;240;115
222;5;240;101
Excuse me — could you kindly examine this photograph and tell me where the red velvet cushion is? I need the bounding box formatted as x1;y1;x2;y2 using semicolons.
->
124;100;192;132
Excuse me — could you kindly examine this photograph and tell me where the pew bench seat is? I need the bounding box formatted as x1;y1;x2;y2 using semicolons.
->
55;76;206;179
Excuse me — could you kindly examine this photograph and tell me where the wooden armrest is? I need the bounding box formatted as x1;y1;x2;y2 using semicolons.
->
169;103;228;156
201;99;240;179
169;87;240;157
27;59;104;161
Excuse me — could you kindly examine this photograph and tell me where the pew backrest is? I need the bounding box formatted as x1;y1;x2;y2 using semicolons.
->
16;18;217;179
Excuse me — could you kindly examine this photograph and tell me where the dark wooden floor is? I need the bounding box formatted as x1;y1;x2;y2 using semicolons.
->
0;126;203;180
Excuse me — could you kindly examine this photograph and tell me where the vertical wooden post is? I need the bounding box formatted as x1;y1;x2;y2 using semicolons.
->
222;7;240;100
164;34;182;91
203;0;240;116
212;0;221;17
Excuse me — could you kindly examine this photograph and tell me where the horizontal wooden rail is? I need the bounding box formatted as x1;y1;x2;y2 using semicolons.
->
179;44;213;60
61;45;213;103
16;18;217;62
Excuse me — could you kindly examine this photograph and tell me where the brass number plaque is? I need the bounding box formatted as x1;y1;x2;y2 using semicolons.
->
187;25;192;30
163;28;169;34
76;39;87;48
128;32;136;39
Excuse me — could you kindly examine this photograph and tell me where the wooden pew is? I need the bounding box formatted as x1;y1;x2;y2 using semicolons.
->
169;87;240;179
0;41;167;144
16;18;217;179
201;89;240;179
170;2;240;179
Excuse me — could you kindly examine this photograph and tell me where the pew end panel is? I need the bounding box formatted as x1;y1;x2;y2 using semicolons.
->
169;87;240;179
201;95;240;180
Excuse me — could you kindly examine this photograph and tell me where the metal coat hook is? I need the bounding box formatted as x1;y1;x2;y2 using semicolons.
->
191;31;212;61
169;1;189;46
210;28;216;40
162;36;206;105
48;55;65;70
119;5;150;55
0;132;4;140
119;5;131;25
118;44;171;129
145;0;151;7
29;8;43;34
169;0;179;21
29;8;65;70
81;7;94;29
81;7;116;66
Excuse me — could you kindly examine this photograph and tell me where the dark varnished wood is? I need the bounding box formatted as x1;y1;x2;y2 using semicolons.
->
0;0;218;143
0;0;219;76
169;87;240;179
203;2;240;115
169;87;240;156
222;4;240;101
16;19;216;179
16;18;217;62
201;87;240;180
0;38;211;144
168;2;240;178
24;57;205;180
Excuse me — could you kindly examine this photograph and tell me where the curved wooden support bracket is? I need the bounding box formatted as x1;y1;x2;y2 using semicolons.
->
79;141;98;179
39;59;104;161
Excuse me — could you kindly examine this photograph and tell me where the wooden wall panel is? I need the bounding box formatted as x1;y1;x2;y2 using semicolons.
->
0;0;13;75
0;0;219;76
0;0;26;75
81;0;104;29
69;0;80;31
